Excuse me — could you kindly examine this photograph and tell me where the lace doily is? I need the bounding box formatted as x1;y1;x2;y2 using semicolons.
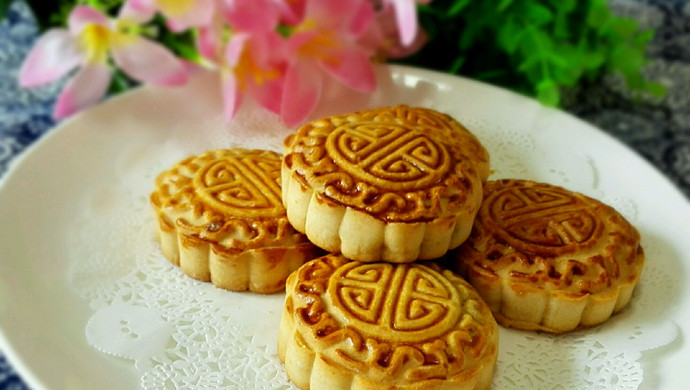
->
67;100;679;390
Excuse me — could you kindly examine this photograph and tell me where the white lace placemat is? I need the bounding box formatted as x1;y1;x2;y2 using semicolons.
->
68;101;679;390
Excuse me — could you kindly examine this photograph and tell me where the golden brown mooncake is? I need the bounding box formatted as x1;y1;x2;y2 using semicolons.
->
453;179;645;333
282;105;490;263
150;148;321;293
278;255;499;390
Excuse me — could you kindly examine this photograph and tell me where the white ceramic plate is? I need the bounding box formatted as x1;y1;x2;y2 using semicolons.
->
1;65;688;390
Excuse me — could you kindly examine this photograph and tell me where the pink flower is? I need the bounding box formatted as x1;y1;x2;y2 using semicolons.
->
196;0;288;120
363;2;428;59
195;0;284;64
19;5;188;119
221;32;287;120
121;0;215;32
281;0;377;126
382;0;430;46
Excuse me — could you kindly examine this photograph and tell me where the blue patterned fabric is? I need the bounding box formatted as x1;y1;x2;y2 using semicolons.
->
1;1;689;389
0;1;60;179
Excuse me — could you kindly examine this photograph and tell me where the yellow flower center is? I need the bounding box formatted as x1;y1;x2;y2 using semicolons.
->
234;48;280;91
157;0;196;17
298;33;341;65
79;24;112;63
295;20;342;65
78;21;139;64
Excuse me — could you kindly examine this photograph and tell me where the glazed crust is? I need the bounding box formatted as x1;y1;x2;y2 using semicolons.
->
278;255;499;390
150;149;321;293
282;105;489;263
453;179;645;333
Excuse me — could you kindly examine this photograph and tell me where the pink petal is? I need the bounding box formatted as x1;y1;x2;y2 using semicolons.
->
54;63;110;119
248;31;287;68
285;30;318;57
19;29;82;87
305;0;353;26
248;76;284;115
278;0;306;26
111;38;188;86
320;49;376;92
196;15;225;61
305;0;372;32
390;0;418;46
165;20;187;32
223;33;249;67
221;73;242;120
118;0;156;24
348;0;375;37
281;60;323;127
223;0;281;33
224;32;286;116
124;0;156;13
68;5;110;35
197;25;219;61
163;0;215;32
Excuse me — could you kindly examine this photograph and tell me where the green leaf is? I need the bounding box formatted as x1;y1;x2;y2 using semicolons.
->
448;0;472;17
449;56;466;73
552;14;570;40
645;81;667;98
536;79;560;106
497;0;515;12
550;0;577;13
517;55;541;73
609;46;646;74
586;52;606;69
519;27;553;58
553;65;581;86
586;0;612;30
0;0;13;21
525;3;554;25
497;18;524;54
623;72;646;90
458;19;483;50
632;29;655;47
612;18;639;37
546;51;568;68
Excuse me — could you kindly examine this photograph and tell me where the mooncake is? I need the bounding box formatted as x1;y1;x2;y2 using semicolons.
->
150;148;321;293
282;105;489;263
453;179;645;333
278;254;499;390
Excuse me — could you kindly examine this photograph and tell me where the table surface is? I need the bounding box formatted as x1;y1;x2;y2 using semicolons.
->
1;1;689;389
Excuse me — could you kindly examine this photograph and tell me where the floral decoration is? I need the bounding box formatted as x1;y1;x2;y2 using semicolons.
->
14;0;426;125
2;0;662;126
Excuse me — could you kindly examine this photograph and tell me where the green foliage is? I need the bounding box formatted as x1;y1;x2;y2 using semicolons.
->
400;0;665;106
